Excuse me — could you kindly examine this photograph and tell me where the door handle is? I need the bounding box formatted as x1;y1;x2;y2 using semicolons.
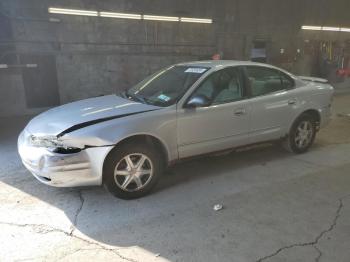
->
288;99;297;105
234;108;246;116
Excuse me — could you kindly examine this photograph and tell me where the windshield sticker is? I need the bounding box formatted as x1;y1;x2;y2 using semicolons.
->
185;68;207;74
158;94;171;102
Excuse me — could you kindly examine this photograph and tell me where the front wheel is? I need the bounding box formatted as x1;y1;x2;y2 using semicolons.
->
282;114;317;154
103;142;163;199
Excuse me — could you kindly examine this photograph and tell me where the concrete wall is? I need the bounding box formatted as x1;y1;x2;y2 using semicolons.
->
1;0;350;116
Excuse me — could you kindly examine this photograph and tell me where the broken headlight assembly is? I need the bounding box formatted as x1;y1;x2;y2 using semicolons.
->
28;135;82;154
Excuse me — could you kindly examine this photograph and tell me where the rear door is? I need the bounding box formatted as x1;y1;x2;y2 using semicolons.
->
244;66;297;143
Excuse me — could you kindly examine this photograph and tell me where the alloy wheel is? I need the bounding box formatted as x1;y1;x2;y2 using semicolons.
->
114;153;153;192
294;120;313;149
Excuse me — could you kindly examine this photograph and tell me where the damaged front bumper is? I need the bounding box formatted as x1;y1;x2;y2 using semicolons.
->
18;130;113;187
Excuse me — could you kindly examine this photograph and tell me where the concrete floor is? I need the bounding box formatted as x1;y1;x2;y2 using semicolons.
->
1;94;350;262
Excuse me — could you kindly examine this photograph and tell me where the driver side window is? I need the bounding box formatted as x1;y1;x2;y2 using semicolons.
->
191;67;244;107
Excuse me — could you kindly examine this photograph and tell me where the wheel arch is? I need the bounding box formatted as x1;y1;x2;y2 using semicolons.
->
289;108;321;133
102;133;170;179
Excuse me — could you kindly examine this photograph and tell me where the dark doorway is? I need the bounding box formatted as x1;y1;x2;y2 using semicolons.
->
20;55;60;108
251;40;267;63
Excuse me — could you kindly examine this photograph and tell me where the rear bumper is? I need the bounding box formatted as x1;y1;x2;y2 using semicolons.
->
18;131;113;187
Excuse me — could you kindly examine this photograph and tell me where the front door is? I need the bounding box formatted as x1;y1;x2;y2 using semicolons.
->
177;67;251;158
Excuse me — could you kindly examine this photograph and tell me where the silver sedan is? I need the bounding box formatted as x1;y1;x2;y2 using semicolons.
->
18;60;334;199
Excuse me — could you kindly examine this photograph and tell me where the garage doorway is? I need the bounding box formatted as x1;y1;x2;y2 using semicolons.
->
20;55;60;108
251;40;267;63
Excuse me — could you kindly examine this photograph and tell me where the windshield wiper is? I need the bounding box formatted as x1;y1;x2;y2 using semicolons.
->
124;91;147;104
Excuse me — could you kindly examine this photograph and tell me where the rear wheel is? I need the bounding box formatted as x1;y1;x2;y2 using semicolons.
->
283;114;316;154
103;142;163;199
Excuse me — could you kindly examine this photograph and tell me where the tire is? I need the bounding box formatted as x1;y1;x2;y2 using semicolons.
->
103;142;163;199
282;114;317;154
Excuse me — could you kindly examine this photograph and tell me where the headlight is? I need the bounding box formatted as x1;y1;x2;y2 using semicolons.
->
28;135;81;154
29;135;64;148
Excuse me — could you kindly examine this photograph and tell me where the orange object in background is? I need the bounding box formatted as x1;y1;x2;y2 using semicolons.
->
212;53;221;60
336;68;350;77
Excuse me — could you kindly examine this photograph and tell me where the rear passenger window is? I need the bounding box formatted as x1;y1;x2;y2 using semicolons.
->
246;66;294;97
280;73;295;89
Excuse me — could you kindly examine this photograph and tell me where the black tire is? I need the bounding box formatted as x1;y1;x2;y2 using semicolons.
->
103;142;163;199
282;114;317;154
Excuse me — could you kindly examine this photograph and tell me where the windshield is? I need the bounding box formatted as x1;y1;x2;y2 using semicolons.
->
125;65;209;107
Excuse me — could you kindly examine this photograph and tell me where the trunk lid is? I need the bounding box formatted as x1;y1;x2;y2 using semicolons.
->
298;76;329;84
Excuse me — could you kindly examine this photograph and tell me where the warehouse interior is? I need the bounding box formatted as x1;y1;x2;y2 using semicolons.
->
1;0;350;261
1;0;350;117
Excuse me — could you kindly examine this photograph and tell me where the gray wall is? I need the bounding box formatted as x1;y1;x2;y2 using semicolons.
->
1;0;350;116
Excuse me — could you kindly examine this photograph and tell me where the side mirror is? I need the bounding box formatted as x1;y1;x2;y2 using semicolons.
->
185;95;211;108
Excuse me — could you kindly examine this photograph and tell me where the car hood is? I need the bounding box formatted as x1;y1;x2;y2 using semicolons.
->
26;95;160;136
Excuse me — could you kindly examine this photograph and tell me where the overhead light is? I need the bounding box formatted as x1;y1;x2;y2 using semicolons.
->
48;7;213;24
48;7;98;16
180;17;212;24
99;11;141;20
143;15;179;22
302;25;350;33
301;25;322;31
322;26;340;31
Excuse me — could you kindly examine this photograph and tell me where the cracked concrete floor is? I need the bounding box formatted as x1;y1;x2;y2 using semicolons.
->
1;94;350;262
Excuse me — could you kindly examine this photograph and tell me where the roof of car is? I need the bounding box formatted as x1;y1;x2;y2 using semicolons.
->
176;60;272;68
